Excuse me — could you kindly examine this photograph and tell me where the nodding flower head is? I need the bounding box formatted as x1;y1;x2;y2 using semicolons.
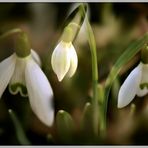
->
118;62;148;108
0;32;54;127
51;40;78;81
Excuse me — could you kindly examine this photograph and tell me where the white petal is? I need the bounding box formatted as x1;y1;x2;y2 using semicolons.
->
31;49;41;66
9;56;30;97
0;54;16;98
67;43;78;78
118;63;142;108
51;41;70;81
25;59;54;126
137;63;148;97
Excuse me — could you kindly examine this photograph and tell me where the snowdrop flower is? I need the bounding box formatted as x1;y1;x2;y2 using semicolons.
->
51;40;78;81
118;62;148;108
0;32;54;126
51;4;88;82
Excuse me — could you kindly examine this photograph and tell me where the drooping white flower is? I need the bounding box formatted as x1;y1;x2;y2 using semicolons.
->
51;41;78;81
118;62;148;108
0;50;54;126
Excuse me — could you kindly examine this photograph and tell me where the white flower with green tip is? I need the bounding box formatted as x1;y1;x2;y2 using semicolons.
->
118;62;148;108
51;41;78;81
0;49;54;126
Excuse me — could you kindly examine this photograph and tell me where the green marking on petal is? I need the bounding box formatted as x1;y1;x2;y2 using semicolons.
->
9;83;28;97
140;83;148;90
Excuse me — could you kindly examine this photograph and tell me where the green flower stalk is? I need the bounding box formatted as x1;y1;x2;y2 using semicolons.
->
0;28;22;41
82;7;99;135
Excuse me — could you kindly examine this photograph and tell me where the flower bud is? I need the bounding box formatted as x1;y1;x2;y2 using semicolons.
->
51;41;78;81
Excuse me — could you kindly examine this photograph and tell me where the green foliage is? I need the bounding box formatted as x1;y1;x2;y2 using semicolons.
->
56;110;75;144
81;102;94;135
102;32;148;132
105;33;148;88
8;109;30;145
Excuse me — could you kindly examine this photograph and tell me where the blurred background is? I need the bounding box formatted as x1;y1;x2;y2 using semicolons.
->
0;3;147;145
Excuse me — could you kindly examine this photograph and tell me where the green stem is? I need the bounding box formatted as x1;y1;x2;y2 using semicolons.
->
0;28;31;58
0;28;22;41
85;15;99;136
61;4;86;43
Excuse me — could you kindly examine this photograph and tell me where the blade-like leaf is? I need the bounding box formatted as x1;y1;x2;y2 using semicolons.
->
106;33;148;87
103;32;148;132
8;109;30;145
56;110;75;143
81;102;94;135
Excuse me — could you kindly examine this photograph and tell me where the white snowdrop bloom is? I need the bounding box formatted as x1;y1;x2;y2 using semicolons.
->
0;50;54;126
51;41;78;81
118;62;148;108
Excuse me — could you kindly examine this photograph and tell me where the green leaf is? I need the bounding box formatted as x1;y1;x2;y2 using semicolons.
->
81;102;94;135
8;109;30;145
106;33;148;87
111;76;120;102
98;84;105;104
103;32;148;132
56;110;75;143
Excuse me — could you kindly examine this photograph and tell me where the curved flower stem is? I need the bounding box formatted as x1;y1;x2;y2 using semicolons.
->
61;4;86;43
85;15;99;136
0;28;22;41
0;28;31;57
